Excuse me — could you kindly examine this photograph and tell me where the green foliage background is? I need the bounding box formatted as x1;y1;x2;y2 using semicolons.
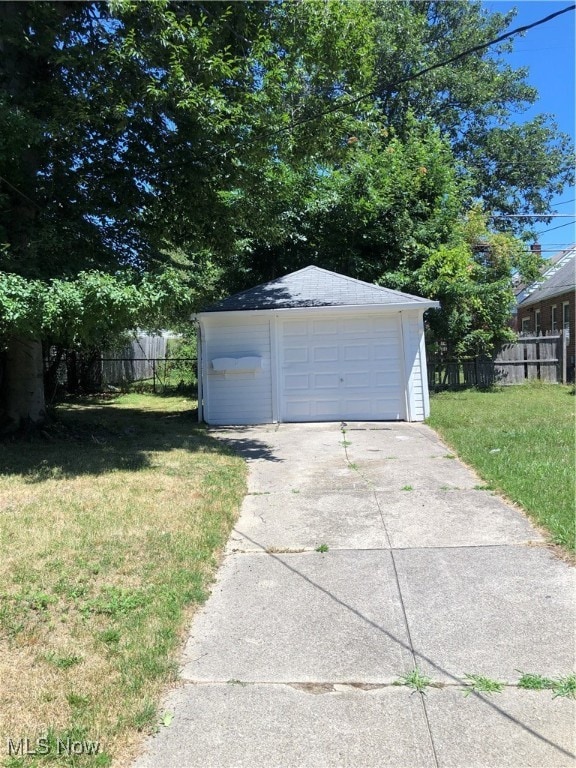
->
0;0;573;366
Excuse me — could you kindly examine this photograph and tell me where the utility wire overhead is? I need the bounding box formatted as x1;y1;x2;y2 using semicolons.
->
1;3;574;212
491;214;575;218
276;3;576;134
0;174;42;210
538;219;576;234
168;3;576;167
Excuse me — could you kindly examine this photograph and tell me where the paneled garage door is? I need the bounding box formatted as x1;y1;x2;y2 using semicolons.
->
280;315;405;421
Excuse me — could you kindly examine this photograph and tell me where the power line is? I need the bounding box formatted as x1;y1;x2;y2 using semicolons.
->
538;219;576;234
163;3;576;168
2;3;575;212
0;174;42;210
491;214;575;218
275;4;576;135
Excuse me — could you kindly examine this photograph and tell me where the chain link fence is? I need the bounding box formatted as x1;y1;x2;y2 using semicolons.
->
43;349;197;398
101;357;197;393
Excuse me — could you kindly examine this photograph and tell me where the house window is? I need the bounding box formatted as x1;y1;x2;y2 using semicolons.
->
551;305;558;331
563;302;570;332
521;317;530;334
534;309;541;334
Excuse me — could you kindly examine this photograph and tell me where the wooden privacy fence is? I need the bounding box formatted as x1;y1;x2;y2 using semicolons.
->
101;357;196;392
101;334;167;384
427;358;495;390
100;335;197;391
428;331;570;390
494;332;568;384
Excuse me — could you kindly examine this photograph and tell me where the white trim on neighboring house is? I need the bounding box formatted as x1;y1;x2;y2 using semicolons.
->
521;317;530;333
515;246;576;306
534;308;541;334
563;301;570;330
551;305;558;332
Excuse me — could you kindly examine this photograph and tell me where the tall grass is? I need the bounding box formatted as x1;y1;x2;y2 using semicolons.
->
0;394;246;767
428;383;575;551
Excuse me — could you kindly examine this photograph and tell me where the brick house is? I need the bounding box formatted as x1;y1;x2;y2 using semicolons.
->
515;246;575;380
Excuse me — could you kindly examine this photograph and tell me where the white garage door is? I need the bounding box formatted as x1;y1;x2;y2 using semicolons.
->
280;315;405;421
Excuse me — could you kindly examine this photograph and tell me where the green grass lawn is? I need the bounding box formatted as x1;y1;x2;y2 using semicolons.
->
0;394;246;767
427;383;575;552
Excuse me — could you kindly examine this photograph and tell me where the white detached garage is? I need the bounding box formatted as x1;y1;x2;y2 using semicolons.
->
196;266;439;425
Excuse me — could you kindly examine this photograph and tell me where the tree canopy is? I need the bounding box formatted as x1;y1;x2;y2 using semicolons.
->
0;0;574;427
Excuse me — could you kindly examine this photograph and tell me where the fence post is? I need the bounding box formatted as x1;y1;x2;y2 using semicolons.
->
152;359;156;393
559;330;567;384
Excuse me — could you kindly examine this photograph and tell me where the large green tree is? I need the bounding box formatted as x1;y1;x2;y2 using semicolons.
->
367;1;574;218
215;1;573;350
416;207;543;356
0;0;376;430
225;114;462;286
1;0;573;430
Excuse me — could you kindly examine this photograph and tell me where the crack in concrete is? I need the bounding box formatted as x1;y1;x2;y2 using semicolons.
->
182;678;572;692
338;422;442;768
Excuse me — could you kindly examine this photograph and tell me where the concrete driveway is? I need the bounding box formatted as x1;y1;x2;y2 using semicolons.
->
135;422;575;768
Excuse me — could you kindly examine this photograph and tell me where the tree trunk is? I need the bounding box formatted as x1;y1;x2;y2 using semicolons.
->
0;337;46;433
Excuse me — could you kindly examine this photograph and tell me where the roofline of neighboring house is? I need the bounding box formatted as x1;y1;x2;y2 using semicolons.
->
519;286;575;310
516;246;576;307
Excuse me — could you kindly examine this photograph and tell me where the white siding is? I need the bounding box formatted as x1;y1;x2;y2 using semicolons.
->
202;316;273;425
401;311;428;421
200;306;432;425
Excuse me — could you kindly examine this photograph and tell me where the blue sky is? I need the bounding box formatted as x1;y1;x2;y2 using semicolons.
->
482;1;575;254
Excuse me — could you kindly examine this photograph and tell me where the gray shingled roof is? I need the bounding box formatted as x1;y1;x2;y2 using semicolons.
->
203;266;438;312
518;250;575;308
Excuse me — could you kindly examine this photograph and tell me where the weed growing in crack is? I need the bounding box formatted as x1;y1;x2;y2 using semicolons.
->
552;674;576;699
516;671;555;691
394;668;433;693
158;711;174;727
463;674;504;696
